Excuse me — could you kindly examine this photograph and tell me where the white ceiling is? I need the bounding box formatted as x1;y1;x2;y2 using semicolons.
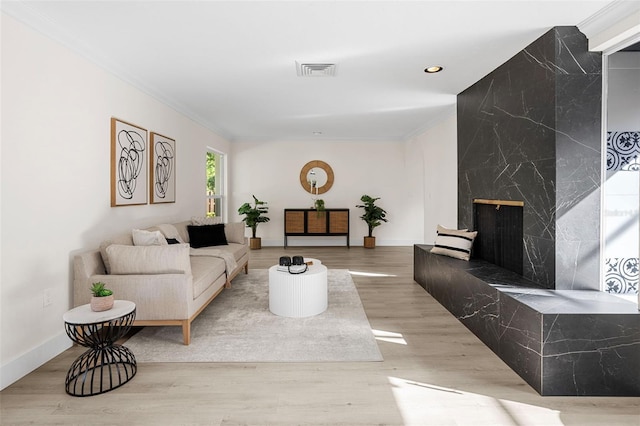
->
3;1;615;142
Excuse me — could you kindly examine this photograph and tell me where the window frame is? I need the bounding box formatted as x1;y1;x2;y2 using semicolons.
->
206;149;226;219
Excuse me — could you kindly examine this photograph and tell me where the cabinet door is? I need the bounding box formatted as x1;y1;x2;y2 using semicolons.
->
329;211;349;233
307;211;327;233
285;211;305;233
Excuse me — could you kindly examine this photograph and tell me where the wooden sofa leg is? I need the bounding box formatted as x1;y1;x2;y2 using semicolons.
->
182;320;191;345
225;280;231;289
244;263;249;274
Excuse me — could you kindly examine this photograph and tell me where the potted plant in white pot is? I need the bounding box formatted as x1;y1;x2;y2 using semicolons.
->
90;282;114;312
238;195;270;249
356;194;388;248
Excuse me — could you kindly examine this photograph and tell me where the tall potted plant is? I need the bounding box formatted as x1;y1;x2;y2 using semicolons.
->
238;195;270;249
356;194;388;248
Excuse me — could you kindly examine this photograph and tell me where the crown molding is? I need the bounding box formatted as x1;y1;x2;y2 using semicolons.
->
578;0;640;53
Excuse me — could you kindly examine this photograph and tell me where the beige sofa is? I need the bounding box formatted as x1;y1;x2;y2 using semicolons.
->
73;220;249;345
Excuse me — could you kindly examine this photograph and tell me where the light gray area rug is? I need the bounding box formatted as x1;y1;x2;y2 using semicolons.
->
125;269;383;362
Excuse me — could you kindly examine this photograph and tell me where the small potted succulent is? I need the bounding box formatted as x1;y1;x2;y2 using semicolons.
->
90;282;114;312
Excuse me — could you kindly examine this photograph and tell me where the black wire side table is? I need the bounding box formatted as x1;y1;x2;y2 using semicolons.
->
63;300;137;397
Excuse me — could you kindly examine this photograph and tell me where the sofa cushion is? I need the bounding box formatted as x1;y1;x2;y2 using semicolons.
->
224;222;245;244
107;243;192;275
154;223;185;243
430;225;477;261
187;224;228;248
190;256;226;299
99;232;134;274
224;242;249;262
172;221;191;244
133;229;169;246
191;216;223;225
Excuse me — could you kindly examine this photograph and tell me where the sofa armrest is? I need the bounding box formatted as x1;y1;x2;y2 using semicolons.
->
74;250;105;281
74;273;194;320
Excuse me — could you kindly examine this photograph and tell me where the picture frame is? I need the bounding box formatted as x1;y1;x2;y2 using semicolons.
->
149;132;176;204
111;118;148;206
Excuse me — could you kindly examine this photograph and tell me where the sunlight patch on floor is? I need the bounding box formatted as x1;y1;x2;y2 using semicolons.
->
388;376;563;426
372;329;407;345
349;270;397;277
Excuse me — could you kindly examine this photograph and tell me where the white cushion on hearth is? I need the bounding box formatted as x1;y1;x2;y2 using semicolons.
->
431;225;477;261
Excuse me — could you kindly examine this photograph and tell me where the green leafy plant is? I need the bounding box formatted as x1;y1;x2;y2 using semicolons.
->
90;282;113;297
356;194;388;237
310;198;326;217
238;195;270;238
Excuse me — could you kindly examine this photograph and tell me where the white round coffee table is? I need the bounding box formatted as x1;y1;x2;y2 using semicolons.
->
268;259;327;317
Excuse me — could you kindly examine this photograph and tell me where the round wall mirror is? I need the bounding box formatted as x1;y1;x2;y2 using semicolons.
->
308;167;328;188
300;160;334;195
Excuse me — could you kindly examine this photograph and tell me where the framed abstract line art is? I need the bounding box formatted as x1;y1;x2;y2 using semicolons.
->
111;118;148;206
149;132;176;204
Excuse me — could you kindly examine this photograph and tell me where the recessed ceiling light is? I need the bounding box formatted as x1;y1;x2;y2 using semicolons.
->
312;131;323;135
424;66;443;73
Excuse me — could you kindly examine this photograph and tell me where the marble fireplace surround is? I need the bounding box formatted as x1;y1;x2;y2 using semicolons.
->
458;26;602;291
416;26;640;397
414;245;640;396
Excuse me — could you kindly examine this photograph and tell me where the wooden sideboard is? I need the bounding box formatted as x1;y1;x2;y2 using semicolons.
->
284;209;350;247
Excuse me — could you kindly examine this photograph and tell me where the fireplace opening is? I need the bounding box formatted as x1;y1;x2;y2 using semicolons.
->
473;199;524;276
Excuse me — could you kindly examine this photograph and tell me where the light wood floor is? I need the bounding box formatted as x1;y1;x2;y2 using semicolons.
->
2;246;638;425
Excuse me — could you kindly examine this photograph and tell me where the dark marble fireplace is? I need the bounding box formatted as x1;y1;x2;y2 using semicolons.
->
414;26;640;396
458;26;602;291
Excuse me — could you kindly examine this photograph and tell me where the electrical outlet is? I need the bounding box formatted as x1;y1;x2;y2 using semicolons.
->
43;288;53;307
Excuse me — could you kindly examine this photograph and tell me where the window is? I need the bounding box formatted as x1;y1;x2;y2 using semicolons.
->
206;151;224;218
602;48;640;297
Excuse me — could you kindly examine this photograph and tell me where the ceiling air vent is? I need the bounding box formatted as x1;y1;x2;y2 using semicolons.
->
296;62;337;77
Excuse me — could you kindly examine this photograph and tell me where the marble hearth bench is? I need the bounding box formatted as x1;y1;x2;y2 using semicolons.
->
414;244;640;396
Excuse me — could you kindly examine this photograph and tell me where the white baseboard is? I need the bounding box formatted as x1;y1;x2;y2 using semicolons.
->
262;238;421;247
0;332;71;391
373;239;422;246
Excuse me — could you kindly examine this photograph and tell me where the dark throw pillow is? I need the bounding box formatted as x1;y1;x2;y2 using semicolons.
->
187;224;228;248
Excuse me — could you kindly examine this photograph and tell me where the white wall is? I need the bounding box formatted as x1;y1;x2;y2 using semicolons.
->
229;140;424;246
0;14;230;389
407;113;458;243
605;51;640;260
